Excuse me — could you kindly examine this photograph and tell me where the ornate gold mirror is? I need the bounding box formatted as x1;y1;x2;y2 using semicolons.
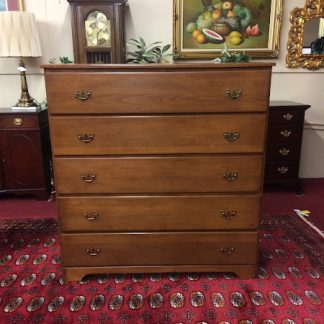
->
286;0;324;70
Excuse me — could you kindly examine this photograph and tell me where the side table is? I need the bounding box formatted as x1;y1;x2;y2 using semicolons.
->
264;101;311;194
0;108;52;200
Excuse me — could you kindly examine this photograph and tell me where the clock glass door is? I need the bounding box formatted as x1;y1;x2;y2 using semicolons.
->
85;10;111;63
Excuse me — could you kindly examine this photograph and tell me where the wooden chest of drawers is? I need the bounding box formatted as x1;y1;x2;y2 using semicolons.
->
265;101;310;194
43;63;273;281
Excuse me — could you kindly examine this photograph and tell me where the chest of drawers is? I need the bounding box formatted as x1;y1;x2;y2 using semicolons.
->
43;63;273;281
265;101;310;194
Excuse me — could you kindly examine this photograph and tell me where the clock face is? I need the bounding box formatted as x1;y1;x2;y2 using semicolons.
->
85;11;111;47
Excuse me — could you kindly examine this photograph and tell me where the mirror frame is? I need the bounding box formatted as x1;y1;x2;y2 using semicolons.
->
286;0;324;70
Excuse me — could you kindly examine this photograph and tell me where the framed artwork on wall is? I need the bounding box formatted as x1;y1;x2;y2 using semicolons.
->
173;0;282;59
0;0;24;11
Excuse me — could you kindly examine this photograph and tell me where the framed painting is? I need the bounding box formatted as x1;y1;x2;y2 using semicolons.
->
0;0;24;11
173;0;282;59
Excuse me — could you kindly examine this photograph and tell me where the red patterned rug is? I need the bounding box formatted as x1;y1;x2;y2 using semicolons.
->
0;215;323;323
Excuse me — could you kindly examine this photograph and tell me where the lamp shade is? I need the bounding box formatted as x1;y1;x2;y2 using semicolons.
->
0;11;42;57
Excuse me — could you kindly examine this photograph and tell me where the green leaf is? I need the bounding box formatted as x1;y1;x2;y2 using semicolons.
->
139;37;146;46
162;44;171;53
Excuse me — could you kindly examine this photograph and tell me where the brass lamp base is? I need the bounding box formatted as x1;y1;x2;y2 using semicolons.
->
15;60;40;108
16;95;39;108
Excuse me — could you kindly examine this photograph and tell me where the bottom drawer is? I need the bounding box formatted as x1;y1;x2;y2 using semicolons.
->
60;232;258;267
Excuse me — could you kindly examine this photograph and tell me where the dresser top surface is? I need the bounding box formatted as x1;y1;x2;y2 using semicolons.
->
42;62;275;72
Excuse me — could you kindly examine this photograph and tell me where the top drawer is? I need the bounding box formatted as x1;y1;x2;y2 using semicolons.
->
268;109;305;125
0;115;39;129
45;69;271;114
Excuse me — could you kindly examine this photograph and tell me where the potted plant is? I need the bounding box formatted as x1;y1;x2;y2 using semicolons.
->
127;37;172;64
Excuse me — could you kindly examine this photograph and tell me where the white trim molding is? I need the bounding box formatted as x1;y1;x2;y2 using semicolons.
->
304;122;324;131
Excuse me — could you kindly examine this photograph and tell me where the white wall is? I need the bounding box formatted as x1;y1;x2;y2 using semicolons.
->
0;0;323;177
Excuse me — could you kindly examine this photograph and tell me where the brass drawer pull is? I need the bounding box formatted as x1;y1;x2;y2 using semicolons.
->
280;129;292;138
81;173;97;183
221;210;237;220
279;148;290;156
225;89;243;100
75;90;92;101
223;132;240;142
13;118;23;126
220;247;235;255
222;172;238;181
283;113;293;121
78;134;95;143
277;166;288;174
85;248;101;256
84;212;99;221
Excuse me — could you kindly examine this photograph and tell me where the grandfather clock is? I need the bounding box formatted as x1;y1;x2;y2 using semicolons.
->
67;0;127;64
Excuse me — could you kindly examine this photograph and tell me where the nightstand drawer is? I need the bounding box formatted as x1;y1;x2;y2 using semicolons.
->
54;155;264;194
0;115;39;129
266;142;300;161
268;109;305;124
58;195;261;232
265;162;299;180
50;114;266;155
267;125;302;142
61;232;258;267
45;69;270;114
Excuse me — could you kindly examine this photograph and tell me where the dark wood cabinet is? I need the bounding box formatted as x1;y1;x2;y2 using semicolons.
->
264;101;311;194
0;109;52;200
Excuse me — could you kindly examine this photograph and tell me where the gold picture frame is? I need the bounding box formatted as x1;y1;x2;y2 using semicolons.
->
0;0;24;11
286;0;324;70
173;0;282;60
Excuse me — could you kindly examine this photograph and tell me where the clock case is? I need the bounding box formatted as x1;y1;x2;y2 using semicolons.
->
67;0;127;64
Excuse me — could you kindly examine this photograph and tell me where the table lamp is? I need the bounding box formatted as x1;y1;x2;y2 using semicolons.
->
0;11;42;108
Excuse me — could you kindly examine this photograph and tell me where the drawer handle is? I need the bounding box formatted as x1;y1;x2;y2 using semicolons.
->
78;134;95;143
84;212;99;221
279;148;290;156
222;172;238;182
13;117;23;126
75;90;92;101
220;247;235;255
223;132;240;142
277;166;288;174
225;89;243;100
81;173;97;183
280;129;292;138
86;248;101;256
221;210;237;220
283;113;293;121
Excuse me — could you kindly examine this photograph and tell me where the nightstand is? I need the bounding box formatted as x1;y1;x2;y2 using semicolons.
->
264;101;311;194
0;108;52;200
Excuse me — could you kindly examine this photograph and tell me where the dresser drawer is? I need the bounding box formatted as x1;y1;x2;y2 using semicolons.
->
50;114;266;155
54;156;264;194
265;162;299;180
268;109;305;124
60;232;258;267
58;194;261;232
45;69;270;114
267;125;302;142
266;142;300;161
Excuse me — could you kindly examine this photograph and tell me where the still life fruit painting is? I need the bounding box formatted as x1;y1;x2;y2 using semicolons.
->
173;0;282;59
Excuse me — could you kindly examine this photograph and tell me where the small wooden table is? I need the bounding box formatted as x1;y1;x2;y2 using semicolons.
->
0;108;52;200
264;101;311;194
